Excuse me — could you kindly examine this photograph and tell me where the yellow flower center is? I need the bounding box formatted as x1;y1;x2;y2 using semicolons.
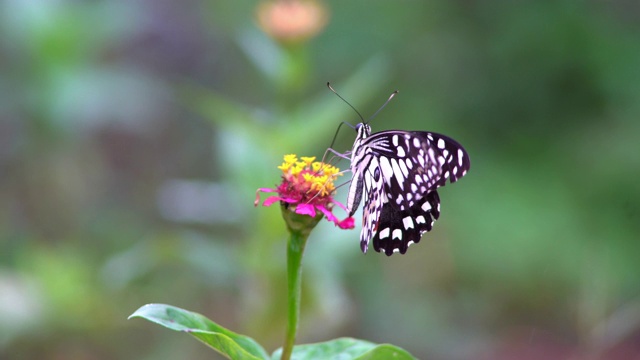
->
278;154;342;197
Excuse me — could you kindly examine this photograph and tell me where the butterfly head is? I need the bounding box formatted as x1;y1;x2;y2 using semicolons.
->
326;82;392;143
355;123;371;140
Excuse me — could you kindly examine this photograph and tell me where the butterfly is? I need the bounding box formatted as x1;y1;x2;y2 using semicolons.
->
344;122;471;256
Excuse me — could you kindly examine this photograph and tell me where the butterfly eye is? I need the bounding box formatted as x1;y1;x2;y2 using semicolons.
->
373;167;380;181
355;123;363;131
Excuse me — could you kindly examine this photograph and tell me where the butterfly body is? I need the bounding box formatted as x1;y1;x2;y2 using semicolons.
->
345;123;470;256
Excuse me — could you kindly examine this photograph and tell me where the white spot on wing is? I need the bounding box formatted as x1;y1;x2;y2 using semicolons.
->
397;146;405;157
458;149;464;166
421;201;431;211
399;159;409;177
437;138;445;149
379;157;394;183
418;152;425;167
392;229;402;240
416;215;426;224
403;216;414;229
379;228;390;239
390;159;405;189
428;147;435;160
405;158;413;169
392;135;398;146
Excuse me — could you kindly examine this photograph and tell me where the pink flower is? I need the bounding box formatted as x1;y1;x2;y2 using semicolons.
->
255;154;355;230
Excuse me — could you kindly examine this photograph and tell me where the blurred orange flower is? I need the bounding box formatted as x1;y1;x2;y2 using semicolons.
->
257;0;329;43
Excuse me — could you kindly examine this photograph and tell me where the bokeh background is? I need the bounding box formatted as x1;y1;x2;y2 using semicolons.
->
2;0;640;359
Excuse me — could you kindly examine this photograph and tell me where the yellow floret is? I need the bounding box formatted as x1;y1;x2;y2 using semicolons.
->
290;162;306;176
277;162;292;172
302;172;314;183
283;154;298;164
307;175;326;194
315;174;328;185
310;162;341;177
278;154;299;174
323;182;336;194
323;165;340;177
300;156;316;165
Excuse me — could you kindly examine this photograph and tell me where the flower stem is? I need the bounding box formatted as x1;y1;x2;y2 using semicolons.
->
281;230;308;360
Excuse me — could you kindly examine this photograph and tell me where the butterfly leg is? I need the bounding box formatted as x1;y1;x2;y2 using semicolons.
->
322;147;351;163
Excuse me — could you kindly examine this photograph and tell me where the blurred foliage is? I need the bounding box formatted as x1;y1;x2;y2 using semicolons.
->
1;0;639;359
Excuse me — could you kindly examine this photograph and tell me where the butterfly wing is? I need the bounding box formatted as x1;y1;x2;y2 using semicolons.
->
359;157;386;253
373;191;440;255
363;130;470;200
360;130;470;255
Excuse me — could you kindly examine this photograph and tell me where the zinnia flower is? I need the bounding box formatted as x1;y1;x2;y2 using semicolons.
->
255;154;355;230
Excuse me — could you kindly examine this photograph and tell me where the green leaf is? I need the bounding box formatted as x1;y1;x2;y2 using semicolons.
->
129;303;269;360
271;337;417;360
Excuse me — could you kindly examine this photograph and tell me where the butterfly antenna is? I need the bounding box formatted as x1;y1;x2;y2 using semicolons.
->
368;90;398;123
323;82;360;165
327;82;365;123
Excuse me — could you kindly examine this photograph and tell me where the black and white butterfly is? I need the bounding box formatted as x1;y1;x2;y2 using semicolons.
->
342;122;471;256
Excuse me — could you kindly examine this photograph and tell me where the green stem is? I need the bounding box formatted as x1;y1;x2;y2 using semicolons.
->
281;230;308;360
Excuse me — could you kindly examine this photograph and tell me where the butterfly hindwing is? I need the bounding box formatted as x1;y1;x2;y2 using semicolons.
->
373;191;440;256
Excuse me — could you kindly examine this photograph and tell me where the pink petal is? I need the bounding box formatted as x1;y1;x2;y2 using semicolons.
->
295;203;316;217
317;205;355;229
337;217;356;229
331;198;349;212
262;196;284;206
316;205;337;221
255;188;277;206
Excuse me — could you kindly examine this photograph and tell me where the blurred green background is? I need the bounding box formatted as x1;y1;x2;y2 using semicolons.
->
1;0;639;359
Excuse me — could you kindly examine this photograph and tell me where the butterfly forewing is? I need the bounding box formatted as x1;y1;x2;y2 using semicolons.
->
363;131;470;205
348;127;470;255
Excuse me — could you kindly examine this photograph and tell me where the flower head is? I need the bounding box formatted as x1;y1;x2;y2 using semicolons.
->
256;0;329;44
255;154;355;231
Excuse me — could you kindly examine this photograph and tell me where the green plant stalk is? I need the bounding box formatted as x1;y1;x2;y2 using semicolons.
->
281;229;308;360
